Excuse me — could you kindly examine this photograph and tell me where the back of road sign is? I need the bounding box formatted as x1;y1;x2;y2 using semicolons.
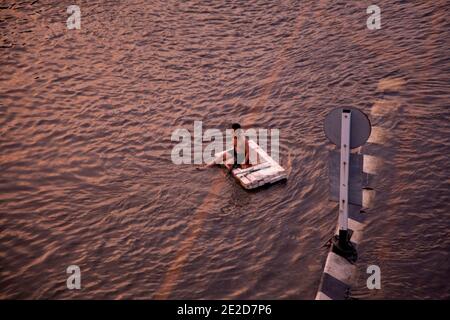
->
324;107;371;149
328;150;363;206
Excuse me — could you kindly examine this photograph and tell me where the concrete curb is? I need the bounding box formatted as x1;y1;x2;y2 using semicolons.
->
315;205;366;300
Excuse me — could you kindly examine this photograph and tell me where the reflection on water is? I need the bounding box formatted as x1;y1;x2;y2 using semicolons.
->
0;1;449;299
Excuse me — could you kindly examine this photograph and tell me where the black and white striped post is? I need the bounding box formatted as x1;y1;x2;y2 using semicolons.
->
317;107;371;300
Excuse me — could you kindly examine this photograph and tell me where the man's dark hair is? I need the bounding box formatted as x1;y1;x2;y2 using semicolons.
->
231;123;241;130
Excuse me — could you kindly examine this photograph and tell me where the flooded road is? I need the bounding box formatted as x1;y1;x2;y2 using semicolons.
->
0;1;449;299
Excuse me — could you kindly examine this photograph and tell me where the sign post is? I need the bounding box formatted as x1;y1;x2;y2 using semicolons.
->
324;107;371;262
338;110;351;249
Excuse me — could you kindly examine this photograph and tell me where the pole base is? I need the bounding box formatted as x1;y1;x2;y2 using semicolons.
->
332;232;358;263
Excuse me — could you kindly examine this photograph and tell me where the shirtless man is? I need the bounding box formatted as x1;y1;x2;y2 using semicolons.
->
201;123;251;170
224;123;251;171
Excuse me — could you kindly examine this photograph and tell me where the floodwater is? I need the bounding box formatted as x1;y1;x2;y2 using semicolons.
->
1;1;449;299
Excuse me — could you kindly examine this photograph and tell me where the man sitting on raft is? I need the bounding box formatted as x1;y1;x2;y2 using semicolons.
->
224;123;251;171
202;123;252;170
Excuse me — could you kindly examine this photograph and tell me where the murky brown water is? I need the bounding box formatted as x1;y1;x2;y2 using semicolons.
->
1;0;449;299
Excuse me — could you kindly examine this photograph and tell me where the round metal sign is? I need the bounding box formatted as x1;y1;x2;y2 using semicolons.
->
324;107;371;149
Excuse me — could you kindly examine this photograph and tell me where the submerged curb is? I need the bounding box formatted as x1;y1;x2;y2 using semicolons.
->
315;205;366;300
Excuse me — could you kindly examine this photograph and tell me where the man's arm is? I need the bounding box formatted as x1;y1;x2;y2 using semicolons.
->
244;139;251;167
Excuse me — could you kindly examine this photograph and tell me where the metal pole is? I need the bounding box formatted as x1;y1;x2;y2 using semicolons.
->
338;110;351;247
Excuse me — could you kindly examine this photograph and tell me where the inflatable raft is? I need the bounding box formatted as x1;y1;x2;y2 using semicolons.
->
214;140;287;189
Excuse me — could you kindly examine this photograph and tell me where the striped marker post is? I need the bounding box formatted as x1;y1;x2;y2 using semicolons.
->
318;107;371;300
317;77;404;299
